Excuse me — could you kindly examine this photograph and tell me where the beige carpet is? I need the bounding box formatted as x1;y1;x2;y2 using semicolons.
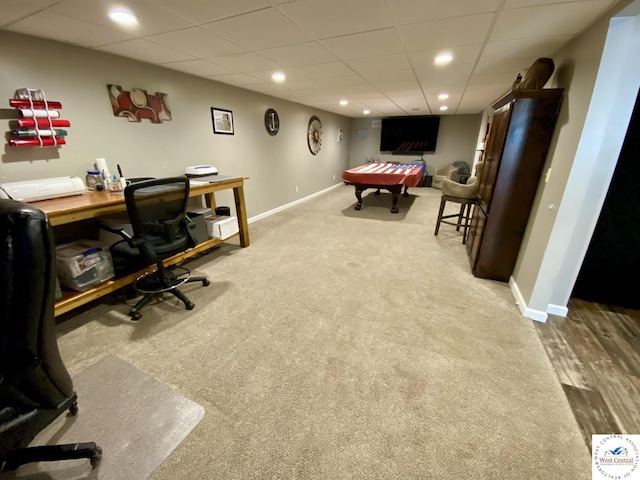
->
54;185;591;479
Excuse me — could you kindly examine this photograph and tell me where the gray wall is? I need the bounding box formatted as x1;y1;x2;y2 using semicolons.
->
511;0;640;319
0;31;352;218
348;115;481;174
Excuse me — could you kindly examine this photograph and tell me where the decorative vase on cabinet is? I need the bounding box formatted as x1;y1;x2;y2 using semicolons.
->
466;88;564;281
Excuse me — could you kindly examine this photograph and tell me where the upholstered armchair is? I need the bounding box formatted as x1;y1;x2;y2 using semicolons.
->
431;164;459;189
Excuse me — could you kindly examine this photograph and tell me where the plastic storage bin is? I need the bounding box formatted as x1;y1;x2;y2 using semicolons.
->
56;241;114;292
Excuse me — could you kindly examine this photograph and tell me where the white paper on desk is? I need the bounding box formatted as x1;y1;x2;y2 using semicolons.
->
189;180;208;186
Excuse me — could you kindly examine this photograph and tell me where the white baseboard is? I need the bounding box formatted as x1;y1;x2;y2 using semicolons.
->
547;304;568;317
509;276;548;323
248;183;343;224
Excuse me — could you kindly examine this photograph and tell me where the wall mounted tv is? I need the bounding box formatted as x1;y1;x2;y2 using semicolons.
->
379;116;440;154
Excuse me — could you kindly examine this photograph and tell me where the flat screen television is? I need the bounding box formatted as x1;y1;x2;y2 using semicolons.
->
379;116;440;154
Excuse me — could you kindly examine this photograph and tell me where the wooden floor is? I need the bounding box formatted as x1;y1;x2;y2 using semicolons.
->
535;298;640;452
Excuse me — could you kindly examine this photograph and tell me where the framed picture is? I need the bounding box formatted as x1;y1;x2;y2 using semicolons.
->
211;107;234;135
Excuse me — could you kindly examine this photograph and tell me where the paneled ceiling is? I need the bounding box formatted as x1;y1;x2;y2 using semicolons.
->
0;0;622;117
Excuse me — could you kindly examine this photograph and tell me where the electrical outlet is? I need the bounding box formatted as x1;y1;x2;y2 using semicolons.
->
295;186;299;193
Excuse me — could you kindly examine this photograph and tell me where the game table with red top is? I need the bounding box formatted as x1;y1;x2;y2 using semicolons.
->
342;162;426;213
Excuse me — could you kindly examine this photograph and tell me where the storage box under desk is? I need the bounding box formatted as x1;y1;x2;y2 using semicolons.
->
205;215;238;239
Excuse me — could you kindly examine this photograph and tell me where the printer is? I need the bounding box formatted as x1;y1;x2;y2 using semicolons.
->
0;176;86;202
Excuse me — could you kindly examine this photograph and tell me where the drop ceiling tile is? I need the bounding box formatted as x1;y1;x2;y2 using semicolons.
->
208;73;265;85
49;0;193;36
416;63;475;84
399;14;495;52
468;71;520;85
474;57;537;75
148;0;272;24
148;27;247;58
249;69;308;82
426;92;462;107
259;42;338;67
321;29;403;60
362;69;417;84
277;0;392;39
98;39;194;64
162;60;235;77
203;8;310;50
243;82;288;95
293;62;356;78
5;11;133;47
386;0;501;25
504;0;612;8
491;1;615;42
0;0;58;27
205;53;282;73
335;85;381;95
320;75;369;88
408;45;483;69
346;54;412;76
349;92;386;100
373;81;422;95
286;79;326;90
481;35;572;61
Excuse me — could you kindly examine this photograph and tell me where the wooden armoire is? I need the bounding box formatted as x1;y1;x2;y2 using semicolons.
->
466;88;564;281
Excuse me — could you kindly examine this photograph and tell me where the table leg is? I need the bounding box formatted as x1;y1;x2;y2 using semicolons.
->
233;185;250;247
390;189;400;214
354;187;364;210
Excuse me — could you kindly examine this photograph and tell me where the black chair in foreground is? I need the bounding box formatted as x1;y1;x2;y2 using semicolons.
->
107;176;210;320
0;199;102;473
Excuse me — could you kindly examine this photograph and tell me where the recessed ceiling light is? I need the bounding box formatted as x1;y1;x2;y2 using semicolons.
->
339;99;349;106
271;72;286;83
108;10;138;25
363;110;370;115
438;93;449;100
439;106;449;111
434;53;453;65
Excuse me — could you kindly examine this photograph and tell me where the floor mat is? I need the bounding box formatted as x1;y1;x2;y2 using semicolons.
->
5;355;205;480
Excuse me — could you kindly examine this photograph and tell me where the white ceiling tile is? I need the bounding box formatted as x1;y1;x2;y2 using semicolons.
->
362;69;417;84
162;60;235;77
349;92;386;100
49;0;193;36
426;92;462;107
346;54;412;76
481;35;572;61
491;1;616;42
286;79;326;90
321;29;404;60
468;71;519;85
474;57;537;75
373;81;422;95
335;85;381;95
205;53;282;73
386;0;501;25
259;42;338;66
416;63;475;86
203;8;310;50
0;0;58;27
98;39;194;64
399;14;495;52
5;11;133;47
319;75;369;88
148;27;247;58
277;0;392;39
293;62;356;78
249;69;308;82
208;74;265;85
148;0;272;24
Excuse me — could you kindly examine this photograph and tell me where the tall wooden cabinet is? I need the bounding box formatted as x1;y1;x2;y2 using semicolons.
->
467;89;564;281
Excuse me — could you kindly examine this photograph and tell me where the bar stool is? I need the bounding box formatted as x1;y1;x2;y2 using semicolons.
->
434;176;479;244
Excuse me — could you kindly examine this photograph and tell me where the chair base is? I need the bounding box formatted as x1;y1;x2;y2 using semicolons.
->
128;265;210;320
434;195;476;244
0;395;102;473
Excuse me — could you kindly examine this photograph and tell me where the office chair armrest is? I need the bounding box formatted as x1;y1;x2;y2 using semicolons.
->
98;222;141;249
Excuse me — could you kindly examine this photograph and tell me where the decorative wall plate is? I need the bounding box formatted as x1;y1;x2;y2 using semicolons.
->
264;108;279;136
307;115;322;155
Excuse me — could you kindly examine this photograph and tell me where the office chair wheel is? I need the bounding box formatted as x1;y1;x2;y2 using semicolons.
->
130;311;142;321
185;301;195;310
69;401;79;416
90;446;103;468
203;279;210;286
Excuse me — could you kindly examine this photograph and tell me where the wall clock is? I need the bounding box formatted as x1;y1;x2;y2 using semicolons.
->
264;108;279;136
307;115;322;155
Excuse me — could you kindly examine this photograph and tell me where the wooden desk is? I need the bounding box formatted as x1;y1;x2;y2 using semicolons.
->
32;175;250;316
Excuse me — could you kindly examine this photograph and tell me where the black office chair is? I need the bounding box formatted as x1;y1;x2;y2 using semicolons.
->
108;176;210;320
0;199;102;473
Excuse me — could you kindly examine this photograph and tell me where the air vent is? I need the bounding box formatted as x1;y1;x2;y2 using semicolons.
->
371;120;381;128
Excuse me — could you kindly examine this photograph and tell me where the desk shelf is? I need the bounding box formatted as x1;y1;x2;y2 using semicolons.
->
29;175;250;317
54;233;237;316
